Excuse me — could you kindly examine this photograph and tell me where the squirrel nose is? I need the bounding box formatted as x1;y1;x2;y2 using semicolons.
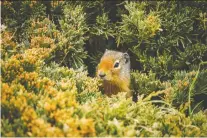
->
99;72;106;78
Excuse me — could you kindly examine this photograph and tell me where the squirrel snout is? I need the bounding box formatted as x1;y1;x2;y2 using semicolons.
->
98;72;106;78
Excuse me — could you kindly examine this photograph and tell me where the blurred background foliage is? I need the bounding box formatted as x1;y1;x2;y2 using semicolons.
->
2;0;206;76
1;0;207;137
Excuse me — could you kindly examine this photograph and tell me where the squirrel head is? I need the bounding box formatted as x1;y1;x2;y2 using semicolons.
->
97;49;130;83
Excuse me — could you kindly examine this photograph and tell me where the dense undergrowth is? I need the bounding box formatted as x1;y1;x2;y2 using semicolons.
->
1;1;207;137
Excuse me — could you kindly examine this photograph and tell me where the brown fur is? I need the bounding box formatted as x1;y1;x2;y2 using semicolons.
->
97;50;131;97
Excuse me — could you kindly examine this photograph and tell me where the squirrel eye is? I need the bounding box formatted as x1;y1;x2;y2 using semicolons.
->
114;62;119;68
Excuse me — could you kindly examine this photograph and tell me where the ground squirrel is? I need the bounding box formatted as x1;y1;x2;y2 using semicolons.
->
97;49;131;97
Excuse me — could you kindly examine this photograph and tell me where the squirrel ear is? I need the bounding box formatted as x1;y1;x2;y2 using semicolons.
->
123;53;130;63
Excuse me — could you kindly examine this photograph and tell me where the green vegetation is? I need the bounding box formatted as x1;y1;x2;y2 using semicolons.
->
1;1;207;137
